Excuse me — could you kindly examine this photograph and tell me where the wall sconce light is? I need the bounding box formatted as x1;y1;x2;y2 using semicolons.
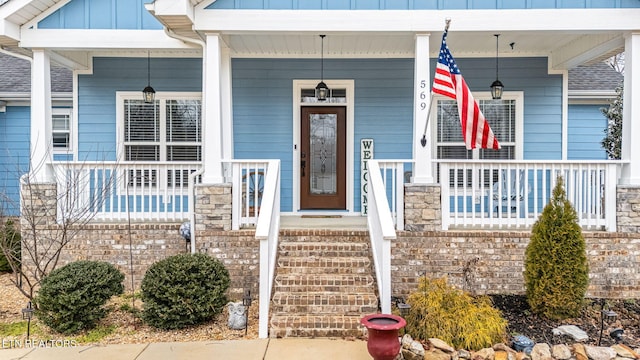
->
315;35;329;101
490;34;504;100
142;51;155;103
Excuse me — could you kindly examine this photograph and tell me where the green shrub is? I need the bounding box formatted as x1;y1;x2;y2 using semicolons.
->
405;276;507;350
0;219;21;273
35;261;124;334
524;176;589;320
141;253;229;330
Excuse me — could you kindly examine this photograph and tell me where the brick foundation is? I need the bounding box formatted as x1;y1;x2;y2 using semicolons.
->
617;185;640;233
391;231;640;299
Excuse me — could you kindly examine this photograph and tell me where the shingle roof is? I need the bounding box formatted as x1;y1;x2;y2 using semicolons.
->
0;52;72;94
568;61;623;91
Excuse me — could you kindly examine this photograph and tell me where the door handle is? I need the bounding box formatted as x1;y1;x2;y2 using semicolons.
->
301;160;306;177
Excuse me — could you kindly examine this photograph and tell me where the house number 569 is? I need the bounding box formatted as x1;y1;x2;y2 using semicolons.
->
418;80;427;110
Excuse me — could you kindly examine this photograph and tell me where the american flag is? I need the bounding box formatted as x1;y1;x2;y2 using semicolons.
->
432;30;501;150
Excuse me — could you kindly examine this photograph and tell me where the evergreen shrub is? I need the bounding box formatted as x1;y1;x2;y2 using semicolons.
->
405;276;507;350
141;253;229;330
524;176;589;319
35;261;124;334
0;219;21;272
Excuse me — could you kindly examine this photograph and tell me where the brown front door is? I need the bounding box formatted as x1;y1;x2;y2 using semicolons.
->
300;106;347;210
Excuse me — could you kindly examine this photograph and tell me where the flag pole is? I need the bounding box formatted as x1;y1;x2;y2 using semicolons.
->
420;18;451;148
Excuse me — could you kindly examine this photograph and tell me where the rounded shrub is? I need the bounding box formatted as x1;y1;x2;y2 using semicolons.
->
524;176;589;320
405;276;507;350
141;253;230;330
35;261;124;334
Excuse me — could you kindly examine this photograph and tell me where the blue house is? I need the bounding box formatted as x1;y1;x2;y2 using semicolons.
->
1;0;639;338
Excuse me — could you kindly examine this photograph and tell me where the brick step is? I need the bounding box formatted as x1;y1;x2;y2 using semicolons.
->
279;232;369;244
274;274;375;293
277;256;370;271
271;292;378;314
279;242;370;258
269;314;367;338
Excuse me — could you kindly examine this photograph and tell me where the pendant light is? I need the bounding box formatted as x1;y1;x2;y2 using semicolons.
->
315;35;329;101
142;51;156;103
490;34;504;100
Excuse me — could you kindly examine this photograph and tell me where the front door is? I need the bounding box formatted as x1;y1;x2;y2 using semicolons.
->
300;106;347;210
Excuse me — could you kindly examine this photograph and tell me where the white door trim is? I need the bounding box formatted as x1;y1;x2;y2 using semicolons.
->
292;79;355;213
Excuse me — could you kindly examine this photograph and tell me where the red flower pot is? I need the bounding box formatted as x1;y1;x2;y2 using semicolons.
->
360;314;406;360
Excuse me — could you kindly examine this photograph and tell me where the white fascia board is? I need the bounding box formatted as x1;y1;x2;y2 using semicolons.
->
19;29;197;50
0;18;20;40
146;0;194;21
194;9;640;33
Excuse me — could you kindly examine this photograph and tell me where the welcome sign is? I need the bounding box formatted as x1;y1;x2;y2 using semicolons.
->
361;139;373;216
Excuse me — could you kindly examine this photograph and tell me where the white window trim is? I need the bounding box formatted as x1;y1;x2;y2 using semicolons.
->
52;107;73;155
431;91;524;160
115;91;202;163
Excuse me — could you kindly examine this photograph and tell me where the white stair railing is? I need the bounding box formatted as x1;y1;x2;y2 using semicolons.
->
366;160;396;314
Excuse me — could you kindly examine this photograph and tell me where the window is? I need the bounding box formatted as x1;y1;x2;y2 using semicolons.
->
52;108;71;151
118;93;202;187
434;92;523;187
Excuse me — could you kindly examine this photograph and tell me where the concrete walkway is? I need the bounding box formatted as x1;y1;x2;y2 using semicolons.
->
1;338;373;360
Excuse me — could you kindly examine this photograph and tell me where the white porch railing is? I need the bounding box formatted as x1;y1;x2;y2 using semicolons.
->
438;160;622;232
376;160;413;230
224;160;270;230
366;160;397;315
51;161;201;222
224;159;281;339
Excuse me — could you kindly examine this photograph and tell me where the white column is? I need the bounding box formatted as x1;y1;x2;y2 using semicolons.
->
621;32;640;185
220;44;234;161
412;33;434;184
30;49;53;182
201;33;225;184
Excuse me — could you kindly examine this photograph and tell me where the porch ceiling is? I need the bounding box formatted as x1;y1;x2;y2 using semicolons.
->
220;31;623;65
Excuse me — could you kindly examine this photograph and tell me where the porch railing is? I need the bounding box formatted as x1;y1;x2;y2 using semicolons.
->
366;160;397;315
438;160;622;232
224;159;281;339
51;161;201;223
376;160;413;230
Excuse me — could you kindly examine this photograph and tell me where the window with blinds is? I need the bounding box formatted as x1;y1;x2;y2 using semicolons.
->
121;96;202;187
52;109;71;150
436;97;518;187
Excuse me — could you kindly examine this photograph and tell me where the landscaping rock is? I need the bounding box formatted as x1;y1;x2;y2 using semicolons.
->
552;325;589;342
574;344;589;360
611;344;640;359
512;335;535;354
531;343;552;360
551;344;572;360
458;349;472;359
424;348;452;360
400;334;425;360
494;343;517;354
430;338;456;353
584;345;617;360
473;347;496;360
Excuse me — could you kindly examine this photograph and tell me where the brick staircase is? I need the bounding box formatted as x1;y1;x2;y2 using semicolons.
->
269;230;379;338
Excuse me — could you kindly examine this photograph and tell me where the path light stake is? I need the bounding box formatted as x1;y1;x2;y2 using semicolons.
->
397;300;411;335
22;301;34;340
243;289;252;336
598;307;617;346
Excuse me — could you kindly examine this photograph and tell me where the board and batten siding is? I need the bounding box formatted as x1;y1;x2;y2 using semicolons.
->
231;57;561;212
208;0;640;9
77;57;202;160
39;0;162;29
568;104;607;160
0;106;31;215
